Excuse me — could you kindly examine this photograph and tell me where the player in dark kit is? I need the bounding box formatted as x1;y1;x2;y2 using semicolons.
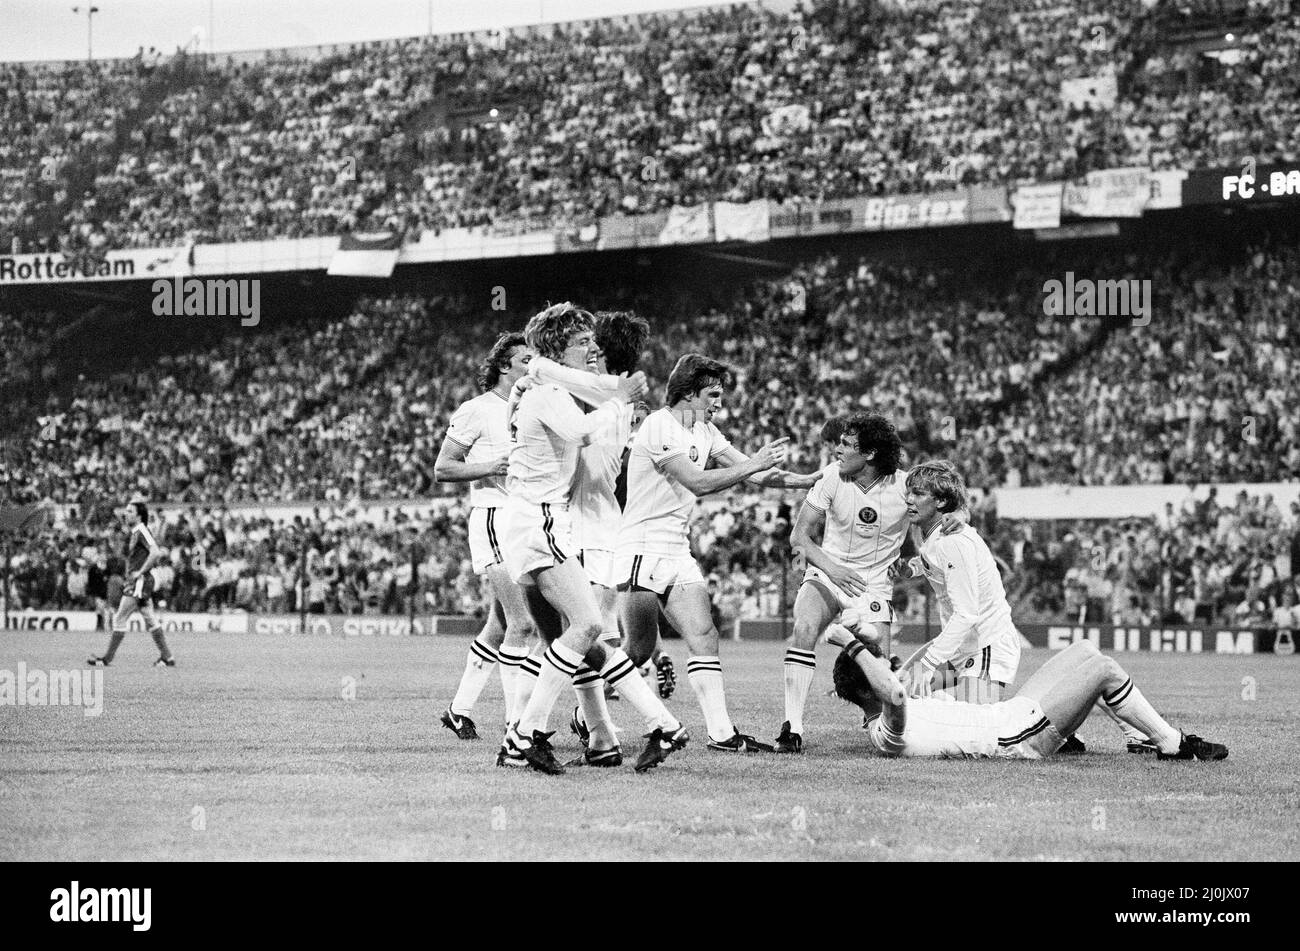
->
88;500;176;667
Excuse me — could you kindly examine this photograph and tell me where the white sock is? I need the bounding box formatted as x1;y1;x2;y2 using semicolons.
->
599;630;621;649
783;647;816;735
450;636;498;716
1094;697;1147;743
1104;678;1180;753
601;648;677;733
574;664;619;750
513;649;543;723
497;644;529;723
518;641;583;735
686;655;734;742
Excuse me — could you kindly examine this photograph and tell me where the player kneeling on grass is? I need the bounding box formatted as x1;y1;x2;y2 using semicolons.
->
894;460;1156;754
827;630;1227;761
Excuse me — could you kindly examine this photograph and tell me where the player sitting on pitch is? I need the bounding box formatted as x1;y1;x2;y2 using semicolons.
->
827;630;1228;761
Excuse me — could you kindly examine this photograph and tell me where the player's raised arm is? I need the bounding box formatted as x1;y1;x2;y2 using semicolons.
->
536;373;645;446
659;437;791;497
526;354;627;408
828;628;907;747
791;498;869;598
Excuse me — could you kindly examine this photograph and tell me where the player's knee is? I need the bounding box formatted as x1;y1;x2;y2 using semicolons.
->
624;636;653;667
573;619;603;644
790;619;821;649
1069;639;1101;660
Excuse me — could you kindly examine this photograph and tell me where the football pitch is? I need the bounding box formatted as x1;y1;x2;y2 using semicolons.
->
1;631;1296;862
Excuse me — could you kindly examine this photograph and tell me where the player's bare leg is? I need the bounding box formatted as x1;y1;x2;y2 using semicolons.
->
1017;641;1226;759
442;596;505;739
89;596;134;666
776;582;838;752
663;581;771;752
618;587;661;667
486;565;539;725
135;600;174;666
570;584;623;760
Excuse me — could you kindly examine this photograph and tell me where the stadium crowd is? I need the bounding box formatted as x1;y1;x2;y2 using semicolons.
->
2;0;1298;250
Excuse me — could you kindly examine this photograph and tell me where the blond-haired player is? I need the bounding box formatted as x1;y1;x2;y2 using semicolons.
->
499;303;686;775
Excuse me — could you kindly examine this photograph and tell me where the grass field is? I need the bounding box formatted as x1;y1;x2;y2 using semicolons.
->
1;630;1296;861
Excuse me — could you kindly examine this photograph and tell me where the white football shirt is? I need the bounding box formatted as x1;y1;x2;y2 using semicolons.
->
804;465;910;594
507;383;621;506
866;696;1035;759
617;408;732;558
916;523;1018;671
573;402;634;552
444;391;511;509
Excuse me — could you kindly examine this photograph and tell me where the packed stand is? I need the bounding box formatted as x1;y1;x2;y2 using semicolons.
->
3;502;488;619
954;242;1300;487
993;489;1300;628
5;0;1300;248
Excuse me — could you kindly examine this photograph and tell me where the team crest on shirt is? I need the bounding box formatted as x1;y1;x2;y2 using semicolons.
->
870;601;881;613
689;447;699;462
858;506;878;524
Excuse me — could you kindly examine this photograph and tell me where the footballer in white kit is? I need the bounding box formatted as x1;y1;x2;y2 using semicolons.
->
509;310;669;765
499;303;687;776
777;413;965;753
899;460;1155;754
616;353;817;753
434;332;540;741
829;629;1228;762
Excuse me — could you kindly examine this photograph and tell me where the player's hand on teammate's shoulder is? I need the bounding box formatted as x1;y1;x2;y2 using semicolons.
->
937;509;968;535
615;370;648;403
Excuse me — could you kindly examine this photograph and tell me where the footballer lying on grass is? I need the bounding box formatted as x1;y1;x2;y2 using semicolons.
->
827;629;1228;761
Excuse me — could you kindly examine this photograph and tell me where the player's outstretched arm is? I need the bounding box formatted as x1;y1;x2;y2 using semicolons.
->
712;445;818;489
791;503;869;597
659;437;789;497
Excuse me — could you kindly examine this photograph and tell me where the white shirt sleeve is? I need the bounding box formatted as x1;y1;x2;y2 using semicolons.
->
445;400;480;449
804;467;836;513
645;413;690;469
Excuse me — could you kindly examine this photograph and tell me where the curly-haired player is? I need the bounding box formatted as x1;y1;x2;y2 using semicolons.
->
775;414;966;753
829;632;1227;761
